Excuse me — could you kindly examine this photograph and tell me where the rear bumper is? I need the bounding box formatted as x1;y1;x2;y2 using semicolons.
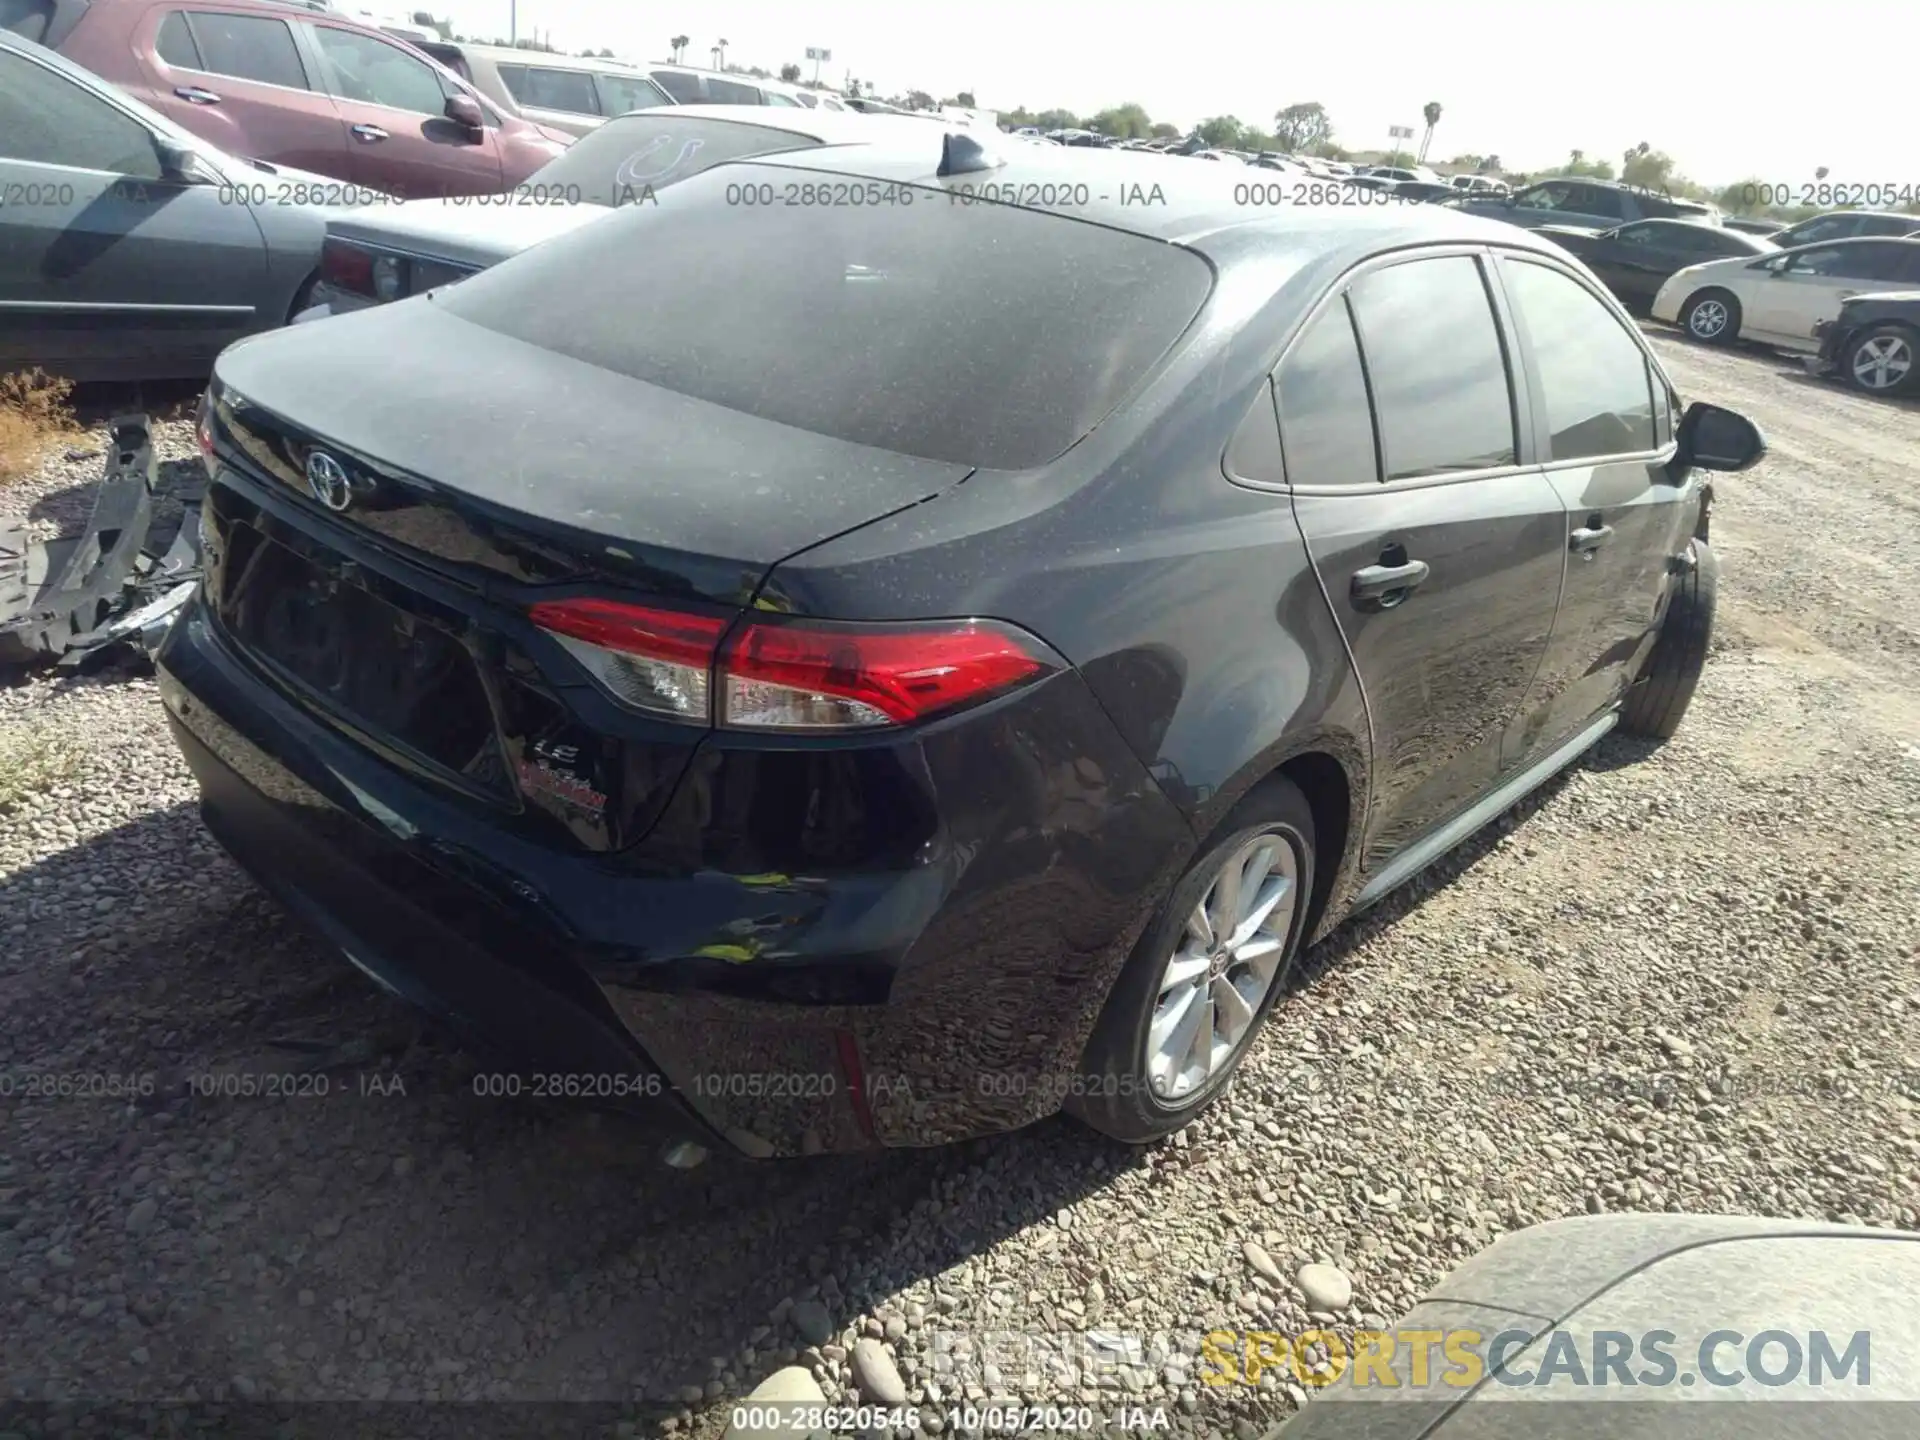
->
155;594;1191;1156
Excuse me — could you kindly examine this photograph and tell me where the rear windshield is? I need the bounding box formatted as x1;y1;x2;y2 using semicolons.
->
527;115;824;207
435;162;1214;469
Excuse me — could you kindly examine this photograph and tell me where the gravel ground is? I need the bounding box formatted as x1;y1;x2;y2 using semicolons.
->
1;336;1917;1439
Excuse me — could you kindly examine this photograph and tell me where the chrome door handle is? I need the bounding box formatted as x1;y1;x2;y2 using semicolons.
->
1571;524;1615;554
175;85;222;104
351;124;390;142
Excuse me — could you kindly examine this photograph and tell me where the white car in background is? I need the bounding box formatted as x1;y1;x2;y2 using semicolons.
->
1652;236;1920;348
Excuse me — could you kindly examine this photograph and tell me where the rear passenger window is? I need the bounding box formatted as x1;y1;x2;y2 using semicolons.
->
650;69;703;103
1502;260;1655;461
706;77;763;104
182;12;308;90
516;66;597;114
1275;297;1379;487
1347;256;1516;479
156;11;201;68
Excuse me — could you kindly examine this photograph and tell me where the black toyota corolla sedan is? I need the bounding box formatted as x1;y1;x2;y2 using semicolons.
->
158;135;1766;1160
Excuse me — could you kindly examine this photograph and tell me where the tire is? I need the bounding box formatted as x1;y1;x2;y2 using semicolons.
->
1680;289;1741;345
1068;777;1316;1144
1620;540;1718;741
1841;323;1920;398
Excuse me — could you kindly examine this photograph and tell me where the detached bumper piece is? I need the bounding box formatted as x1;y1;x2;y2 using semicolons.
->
0;414;203;671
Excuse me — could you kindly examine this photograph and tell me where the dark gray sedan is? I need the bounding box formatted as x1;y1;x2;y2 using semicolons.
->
0;29;361;381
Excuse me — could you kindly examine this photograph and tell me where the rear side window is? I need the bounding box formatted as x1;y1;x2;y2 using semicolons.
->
156;11;200;66
1275;298;1379;487
594;72;669;114
1347;256;1516;479
1502;260;1655;461
180;11;308;90
706;77;763;104
649;69;703;102
1845;242;1920;283
0;48;164;177
435;163;1214;468
0;0;57;42
514;65;596;115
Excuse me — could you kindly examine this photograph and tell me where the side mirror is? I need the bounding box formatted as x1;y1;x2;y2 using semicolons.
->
444;94;484;130
1676;401;1766;473
155;138;212;184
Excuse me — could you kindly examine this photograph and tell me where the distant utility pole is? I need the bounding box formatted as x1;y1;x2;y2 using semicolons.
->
804;45;832;85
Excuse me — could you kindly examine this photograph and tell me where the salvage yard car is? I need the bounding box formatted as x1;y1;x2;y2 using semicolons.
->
9;0;569;196
1653;236;1920;348
294;107;960;320
0;28;363;380
1538;218;1777;311
1454;177;1720;232
403;40;676;138
158;135;1766;1161
1809;289;1920;397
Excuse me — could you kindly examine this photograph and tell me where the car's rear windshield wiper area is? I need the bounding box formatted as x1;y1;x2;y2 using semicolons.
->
431;162;1216;470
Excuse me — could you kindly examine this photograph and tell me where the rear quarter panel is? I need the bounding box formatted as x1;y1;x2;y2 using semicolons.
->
763;248;1375;940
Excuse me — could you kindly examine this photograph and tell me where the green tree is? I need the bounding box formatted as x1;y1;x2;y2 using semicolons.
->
905;89;936;111
1090;102;1154;139
1032;108;1080;130
1149;121;1180;140
779;62;802;82
669;34;689;63
1621;142;1676;191
1272;102;1332;153
1196;115;1247;149
955;90;977;108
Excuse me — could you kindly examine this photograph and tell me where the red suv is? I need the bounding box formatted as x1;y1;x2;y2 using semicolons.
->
8;0;570;196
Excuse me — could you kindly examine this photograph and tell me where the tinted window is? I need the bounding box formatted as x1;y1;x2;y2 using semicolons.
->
1578;187;1625;219
155;10;201;67
1348;257;1515;479
184;12;306;89
706;77;763;104
764;90;799;106
1778;216;1852;247
513;65;596;114
313;27;445;114
529;115;821;207
1503;261;1655;461
792;90;819;108
1225;382;1284;485
649;69;703;102
1275;298;1379;487
1522;181;1578;211
0;0;58;43
0;49;163;176
435;163;1214;468
594;72;669;114
1841;242;1920;283
1860;214;1920;237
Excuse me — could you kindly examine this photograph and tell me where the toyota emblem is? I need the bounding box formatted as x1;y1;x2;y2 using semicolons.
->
304;450;353;511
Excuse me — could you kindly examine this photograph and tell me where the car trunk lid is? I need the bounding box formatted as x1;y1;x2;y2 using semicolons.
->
201;302;971;854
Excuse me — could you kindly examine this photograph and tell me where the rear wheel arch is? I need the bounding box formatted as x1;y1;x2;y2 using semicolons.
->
1274;751;1353;944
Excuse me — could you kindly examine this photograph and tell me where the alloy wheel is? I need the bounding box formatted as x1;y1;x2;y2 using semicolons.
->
1688;300;1728;339
1144;828;1300;1102
1851;334;1913;392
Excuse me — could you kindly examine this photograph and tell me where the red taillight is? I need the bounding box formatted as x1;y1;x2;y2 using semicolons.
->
527;599;1057;731
318;238;375;297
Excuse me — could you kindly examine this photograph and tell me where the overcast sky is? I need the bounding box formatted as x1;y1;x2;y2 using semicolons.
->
426;0;1917;187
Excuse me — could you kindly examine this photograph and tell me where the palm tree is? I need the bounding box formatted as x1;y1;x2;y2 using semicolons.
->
715;37;727;70
669;33;689;63
1418;101;1442;163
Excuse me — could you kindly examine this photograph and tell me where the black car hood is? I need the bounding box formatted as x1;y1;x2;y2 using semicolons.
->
212;298;973;604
